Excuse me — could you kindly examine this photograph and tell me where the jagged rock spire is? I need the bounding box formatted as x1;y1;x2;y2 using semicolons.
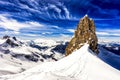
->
66;15;99;56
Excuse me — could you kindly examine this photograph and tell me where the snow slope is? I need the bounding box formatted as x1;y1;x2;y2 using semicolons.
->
0;37;66;75
99;46;120;70
0;44;120;80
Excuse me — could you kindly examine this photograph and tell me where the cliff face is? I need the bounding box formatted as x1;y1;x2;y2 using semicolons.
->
66;15;99;56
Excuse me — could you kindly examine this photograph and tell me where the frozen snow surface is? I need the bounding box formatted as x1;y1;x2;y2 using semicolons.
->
0;37;120;80
0;38;66;76
0;44;120;80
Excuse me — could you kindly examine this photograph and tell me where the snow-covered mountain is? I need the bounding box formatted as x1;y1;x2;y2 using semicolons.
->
0;36;120;80
99;41;120;55
0;44;119;80
0;36;66;75
98;41;120;70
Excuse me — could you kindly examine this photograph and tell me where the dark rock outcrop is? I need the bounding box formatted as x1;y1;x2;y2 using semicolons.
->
51;42;68;54
12;37;17;41
3;35;10;39
66;15;99;56
6;38;19;47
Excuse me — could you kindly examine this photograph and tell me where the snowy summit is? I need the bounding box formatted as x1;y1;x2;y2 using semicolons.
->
85;14;88;17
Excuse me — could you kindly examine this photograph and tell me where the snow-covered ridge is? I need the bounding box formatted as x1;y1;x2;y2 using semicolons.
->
0;44;120;80
0;36;120;79
0;37;66;75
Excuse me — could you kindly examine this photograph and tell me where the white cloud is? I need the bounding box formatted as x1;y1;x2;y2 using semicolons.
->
60;34;70;37
19;3;41;14
46;4;62;19
63;6;70;19
59;34;72;41
96;32;109;35
46;3;71;20
52;26;61;29
13;31;20;34
0;30;20;35
23;34;38;37
96;31;120;37
110;33;120;36
101;29;120;33
48;4;61;13
0;15;43;31
67;29;75;33
42;32;53;35
0;1;13;5
28;22;43;27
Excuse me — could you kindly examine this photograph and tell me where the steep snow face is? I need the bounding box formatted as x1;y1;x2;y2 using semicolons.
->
98;41;120;70
0;44;120;80
99;46;120;70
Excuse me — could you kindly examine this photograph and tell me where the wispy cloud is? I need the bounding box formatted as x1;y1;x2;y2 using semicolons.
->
51;26;61;29
60;34;71;41
0;30;20;35
48;4;61;13
0;0;74;21
22;33;39;37
96;32;109;35
99;29;120;33
0;14;43;31
67;29;75;33
96;29;120;37
42;32;53;35
42;3;72;20
63;6;70;19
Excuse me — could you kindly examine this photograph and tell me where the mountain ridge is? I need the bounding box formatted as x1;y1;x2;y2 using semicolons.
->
0;44;119;80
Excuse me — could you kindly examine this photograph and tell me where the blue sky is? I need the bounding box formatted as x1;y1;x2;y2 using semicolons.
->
0;0;120;40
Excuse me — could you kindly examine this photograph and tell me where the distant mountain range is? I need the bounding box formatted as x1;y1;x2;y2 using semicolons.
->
0;35;119;76
0;43;119;80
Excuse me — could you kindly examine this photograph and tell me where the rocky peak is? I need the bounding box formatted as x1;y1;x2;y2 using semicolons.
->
6;38;19;47
3;35;10;39
12;36;17;41
2;36;19;47
66;15;99;56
